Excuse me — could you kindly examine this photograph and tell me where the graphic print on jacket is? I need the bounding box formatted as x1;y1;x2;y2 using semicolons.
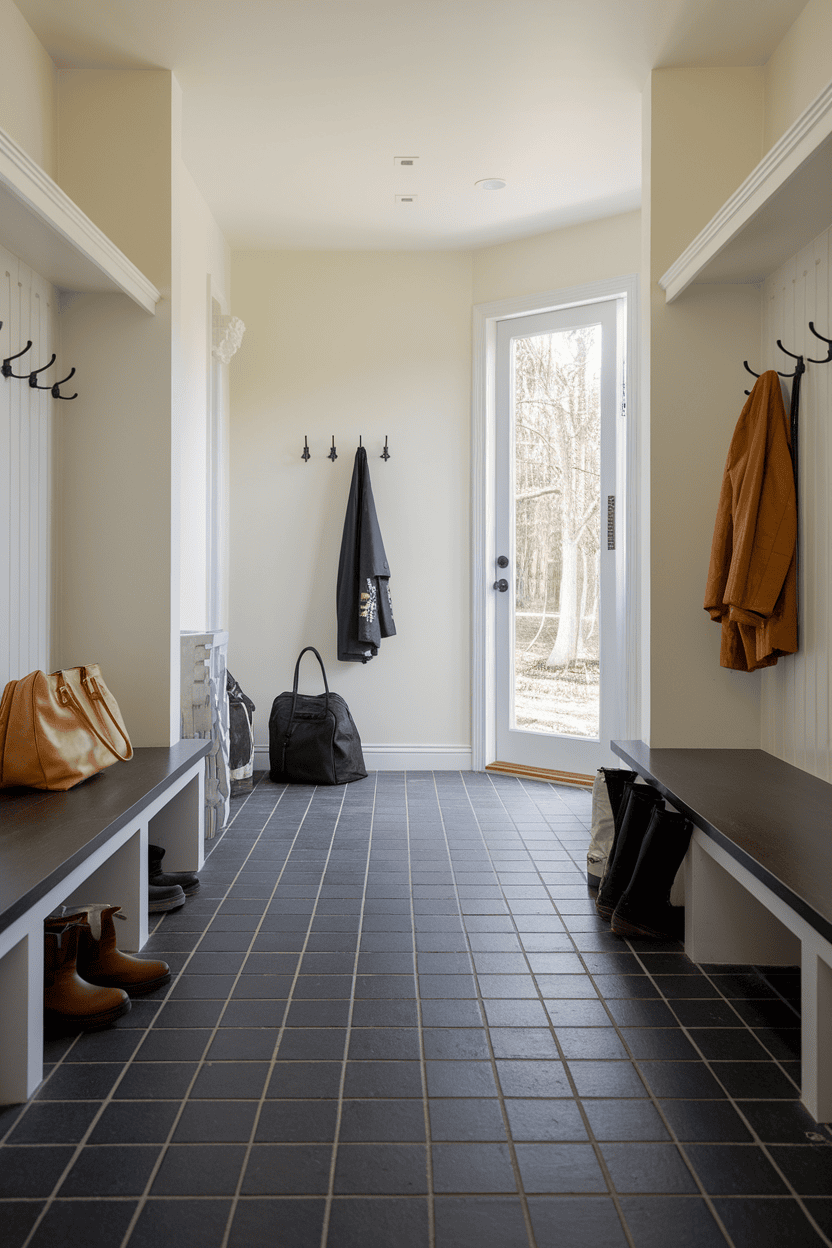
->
337;447;396;662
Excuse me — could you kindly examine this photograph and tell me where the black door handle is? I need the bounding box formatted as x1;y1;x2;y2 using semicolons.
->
494;579;509;592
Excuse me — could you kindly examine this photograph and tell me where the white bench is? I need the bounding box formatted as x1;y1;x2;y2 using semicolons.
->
0;741;209;1103
612;741;832;1123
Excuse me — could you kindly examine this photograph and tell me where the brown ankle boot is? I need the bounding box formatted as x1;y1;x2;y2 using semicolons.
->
43;920;131;1030
63;904;171;996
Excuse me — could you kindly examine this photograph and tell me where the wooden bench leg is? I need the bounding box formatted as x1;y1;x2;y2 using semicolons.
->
685;832;801;966
801;942;832;1123
0;933;43;1102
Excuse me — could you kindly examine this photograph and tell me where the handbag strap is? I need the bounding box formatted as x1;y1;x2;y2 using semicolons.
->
57;671;133;762
290;647;330;722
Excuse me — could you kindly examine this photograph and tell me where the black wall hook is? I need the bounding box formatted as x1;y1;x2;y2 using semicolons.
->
51;368;77;401
807;322;832;364
328;436;337;462
2;341;32;378
775;339;805;377
28;354;57;388
301;435;310;462
381;435;390;461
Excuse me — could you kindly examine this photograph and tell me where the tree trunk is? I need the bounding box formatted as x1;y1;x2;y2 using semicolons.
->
546;533;580;667
577;544;589;659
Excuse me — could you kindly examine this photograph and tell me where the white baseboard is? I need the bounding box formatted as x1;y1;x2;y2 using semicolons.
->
253;744;474;772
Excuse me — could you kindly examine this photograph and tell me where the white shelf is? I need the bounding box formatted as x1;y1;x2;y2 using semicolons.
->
660;80;832;303
0;126;160;314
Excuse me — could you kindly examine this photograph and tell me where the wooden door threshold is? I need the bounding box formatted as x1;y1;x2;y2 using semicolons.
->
486;761;594;789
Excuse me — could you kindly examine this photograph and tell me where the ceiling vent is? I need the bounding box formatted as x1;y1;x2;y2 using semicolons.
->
395;194;418;204
394;157;418;168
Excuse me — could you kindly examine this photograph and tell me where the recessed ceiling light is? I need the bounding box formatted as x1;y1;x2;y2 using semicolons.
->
476;178;506;190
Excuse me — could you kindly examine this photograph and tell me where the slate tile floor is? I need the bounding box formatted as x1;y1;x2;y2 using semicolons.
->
2;770;831;1248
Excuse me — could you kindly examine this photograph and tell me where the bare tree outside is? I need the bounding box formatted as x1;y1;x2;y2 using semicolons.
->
512;326;601;738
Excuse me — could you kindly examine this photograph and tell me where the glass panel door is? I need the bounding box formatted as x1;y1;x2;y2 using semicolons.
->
494;299;621;775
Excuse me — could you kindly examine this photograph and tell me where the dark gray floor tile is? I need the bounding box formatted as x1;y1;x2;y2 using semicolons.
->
423;1028;490;1060
583;1099;670;1142
136;1028;211;1061
27;1200;137;1248
58;1143;160;1195
152;1143;247;1195
767;1144;832;1194
636;1060;727;1099
348;1028;420;1060
506;1098;588;1141
0;1146;75;1196
278;1029;347;1061
483;999;548;1027
515;1142;608;1193
709;1061;799;1099
351;999;420;1027
344;1061;423;1098
619;1196;729;1247
568;1061;646;1098
242;1144;332;1194
2;1201;44;1248
555;1027;627;1059
432;1142;516;1193
174;1099;259;1142
8;1100;100;1144
285;999;351;1027
426;1061;498;1098
430;1098;507;1141
685;1143;788;1195
739;1099;830;1143
255;1099;338;1142
334;1142;428;1193
435;1196;529;1248
528;1196;628;1247
207;1029;278;1060
714;1197;828;1246
339;1099;426;1141
130;1199;232;1248
266;1062;343;1099
89;1100;180;1143
496;1059;570;1098
34;1063;121;1102
658;1099;753;1142
619;1027;698;1059
326;1197;429;1248
227;1198;325;1247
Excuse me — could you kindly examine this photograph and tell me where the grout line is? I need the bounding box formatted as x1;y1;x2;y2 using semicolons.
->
408;773;436;1248
217;783;351;1248
319;772;378;1248
432;772;540;1248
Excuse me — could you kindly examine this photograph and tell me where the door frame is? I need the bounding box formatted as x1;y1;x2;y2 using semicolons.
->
471;274;641;772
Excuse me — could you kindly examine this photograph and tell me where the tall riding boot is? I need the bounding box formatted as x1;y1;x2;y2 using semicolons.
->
64;904;171;996
595;785;665;921
611;808;693;940
587;768;639;890
44;919;131;1030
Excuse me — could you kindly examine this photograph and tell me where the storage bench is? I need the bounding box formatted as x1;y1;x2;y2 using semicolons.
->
0;740;209;1103
612;740;832;1122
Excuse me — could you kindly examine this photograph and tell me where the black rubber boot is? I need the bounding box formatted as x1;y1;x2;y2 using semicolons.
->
148;882;186;913
611;807;693;940
149;844;200;896
601;768;638;832
596;785;665;921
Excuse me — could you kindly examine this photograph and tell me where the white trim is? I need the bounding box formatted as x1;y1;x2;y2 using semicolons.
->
471;275;640;772
253;744;473;772
0;125;160;313
659;78;832;302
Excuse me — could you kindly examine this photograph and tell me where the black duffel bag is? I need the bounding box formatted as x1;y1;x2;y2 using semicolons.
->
269;647;367;785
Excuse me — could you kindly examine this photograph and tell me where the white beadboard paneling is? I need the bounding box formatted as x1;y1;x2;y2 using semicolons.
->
761;224;832;782
0;243;57;690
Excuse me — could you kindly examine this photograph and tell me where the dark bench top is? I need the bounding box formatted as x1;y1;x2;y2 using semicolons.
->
0;741;210;936
612;741;832;945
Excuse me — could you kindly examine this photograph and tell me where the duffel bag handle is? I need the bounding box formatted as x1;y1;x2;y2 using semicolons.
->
290;647;330;722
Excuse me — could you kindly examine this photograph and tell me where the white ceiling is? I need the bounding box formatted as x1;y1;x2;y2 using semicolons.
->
18;0;807;251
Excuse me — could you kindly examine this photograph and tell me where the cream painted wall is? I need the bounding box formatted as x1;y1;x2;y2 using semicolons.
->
764;0;832;151
472;212;640;305
178;165;231;631
230;250;473;761
645;69;766;746
0;0;55;176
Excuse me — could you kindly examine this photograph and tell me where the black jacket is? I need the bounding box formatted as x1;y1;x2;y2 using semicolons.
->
336;447;396;662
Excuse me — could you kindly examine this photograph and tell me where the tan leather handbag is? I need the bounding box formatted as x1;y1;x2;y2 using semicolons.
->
0;665;133;791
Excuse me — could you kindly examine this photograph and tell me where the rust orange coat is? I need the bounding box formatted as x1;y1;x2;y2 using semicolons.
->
704;370;797;672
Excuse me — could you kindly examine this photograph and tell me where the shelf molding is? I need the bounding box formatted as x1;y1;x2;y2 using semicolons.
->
659;79;832;303
0;125;160;314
